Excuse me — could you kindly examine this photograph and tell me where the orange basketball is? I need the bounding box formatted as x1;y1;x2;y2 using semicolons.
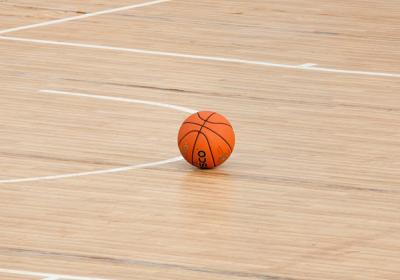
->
178;111;235;169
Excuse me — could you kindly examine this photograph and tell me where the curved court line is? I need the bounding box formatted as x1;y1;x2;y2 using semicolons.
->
0;89;196;184
40;89;196;114
0;36;399;78
0;156;184;184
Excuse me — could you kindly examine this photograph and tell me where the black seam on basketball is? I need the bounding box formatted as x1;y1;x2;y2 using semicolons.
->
205;120;233;126
178;130;200;145
196;112;208;122
191;113;216;165
181;121;233;152
201;132;216;168
197;112;232;127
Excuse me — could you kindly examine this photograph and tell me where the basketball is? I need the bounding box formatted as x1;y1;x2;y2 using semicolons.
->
178;111;235;169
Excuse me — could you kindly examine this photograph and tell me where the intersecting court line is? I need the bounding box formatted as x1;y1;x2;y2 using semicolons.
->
0;0;170;35
0;0;398;78
0;35;399;78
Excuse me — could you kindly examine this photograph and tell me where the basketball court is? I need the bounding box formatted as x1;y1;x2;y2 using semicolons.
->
1;0;399;279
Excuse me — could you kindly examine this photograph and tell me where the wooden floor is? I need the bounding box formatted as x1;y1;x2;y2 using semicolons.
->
1;1;400;279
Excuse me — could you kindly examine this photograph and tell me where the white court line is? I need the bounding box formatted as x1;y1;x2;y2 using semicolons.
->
0;0;170;35
42;277;60;280
0;268;110;280
298;63;317;68
0;36;399;78
40;89;196;114
0;89;196;184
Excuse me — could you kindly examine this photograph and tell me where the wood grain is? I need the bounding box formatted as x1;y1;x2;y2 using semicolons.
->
0;1;399;280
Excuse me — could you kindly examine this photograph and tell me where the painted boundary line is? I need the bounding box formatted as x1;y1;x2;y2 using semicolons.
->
40;89;196;114
0;35;398;78
0;0;397;78
0;0;170;35
0;89;196;184
0;267;111;280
